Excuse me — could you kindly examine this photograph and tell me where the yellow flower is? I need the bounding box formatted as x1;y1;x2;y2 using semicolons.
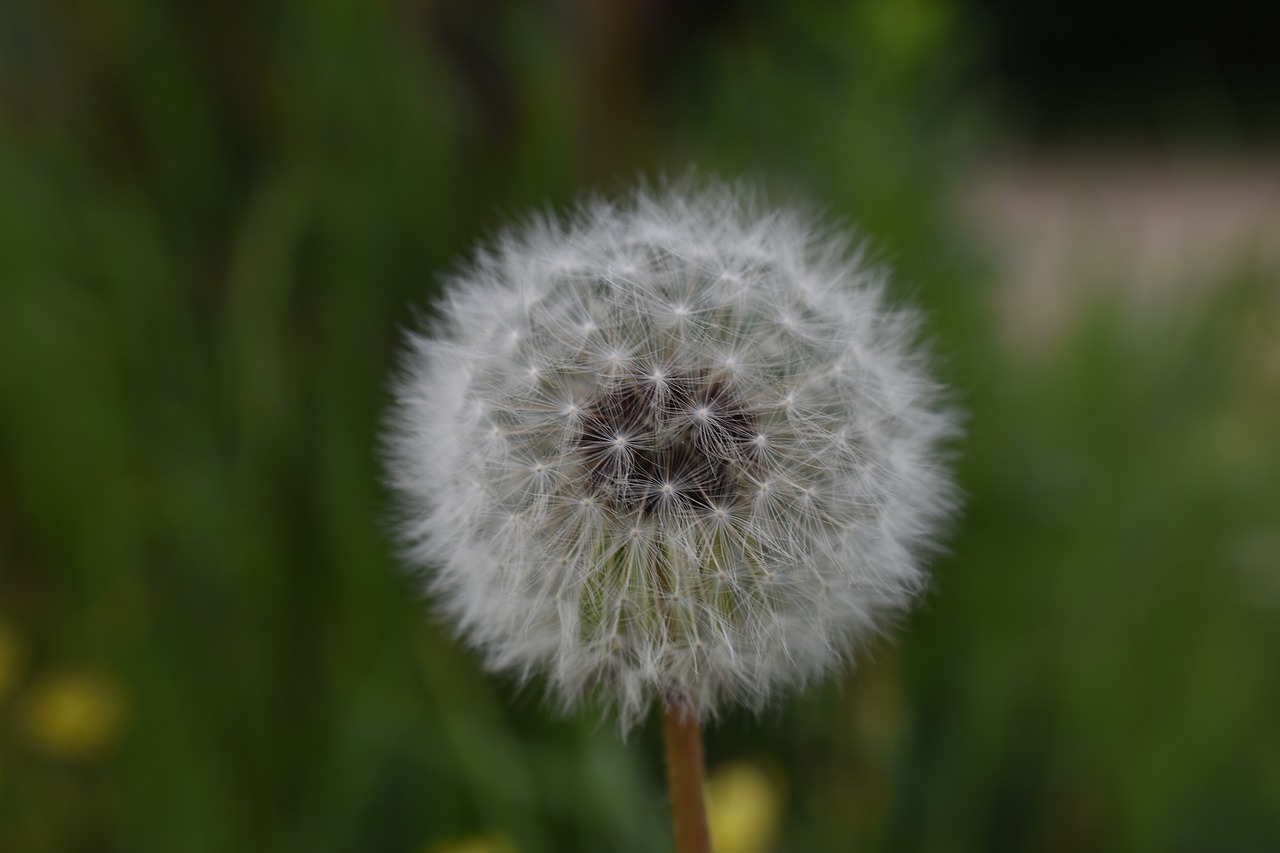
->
706;761;783;853
17;671;128;760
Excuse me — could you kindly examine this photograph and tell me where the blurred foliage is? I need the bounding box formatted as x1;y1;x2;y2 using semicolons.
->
1;0;1277;851
429;833;518;853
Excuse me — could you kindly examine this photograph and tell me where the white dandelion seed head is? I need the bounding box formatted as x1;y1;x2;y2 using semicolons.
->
387;179;960;731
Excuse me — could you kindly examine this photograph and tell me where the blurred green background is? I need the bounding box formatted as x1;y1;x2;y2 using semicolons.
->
2;1;1277;851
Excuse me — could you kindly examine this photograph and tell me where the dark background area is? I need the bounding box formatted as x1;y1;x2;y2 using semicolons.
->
2;2;1277;851
972;0;1279;139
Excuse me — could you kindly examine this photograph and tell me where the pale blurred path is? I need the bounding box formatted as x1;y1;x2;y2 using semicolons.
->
958;152;1280;351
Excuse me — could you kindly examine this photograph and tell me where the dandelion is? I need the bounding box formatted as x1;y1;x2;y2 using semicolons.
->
386;179;959;852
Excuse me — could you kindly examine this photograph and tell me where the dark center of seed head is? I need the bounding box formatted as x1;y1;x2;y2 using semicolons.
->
576;372;759;516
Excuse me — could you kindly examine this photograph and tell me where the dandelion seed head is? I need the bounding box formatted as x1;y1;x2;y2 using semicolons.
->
387;179;959;730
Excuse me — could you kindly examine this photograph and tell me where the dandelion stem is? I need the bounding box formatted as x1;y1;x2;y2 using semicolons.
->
662;698;711;853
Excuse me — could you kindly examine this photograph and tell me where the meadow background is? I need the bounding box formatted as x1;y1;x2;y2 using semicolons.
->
1;1;1277;851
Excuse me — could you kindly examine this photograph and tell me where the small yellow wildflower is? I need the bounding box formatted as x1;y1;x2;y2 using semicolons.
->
17;671;128;760
706;761;783;853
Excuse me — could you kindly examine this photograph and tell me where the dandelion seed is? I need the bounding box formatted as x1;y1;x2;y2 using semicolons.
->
386;179;959;734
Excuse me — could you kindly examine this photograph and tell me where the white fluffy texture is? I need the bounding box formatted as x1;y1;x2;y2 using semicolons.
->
388;182;959;730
